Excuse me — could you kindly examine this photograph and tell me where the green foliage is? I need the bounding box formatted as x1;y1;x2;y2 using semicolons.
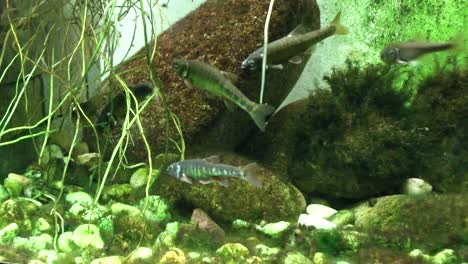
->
290;60;416;198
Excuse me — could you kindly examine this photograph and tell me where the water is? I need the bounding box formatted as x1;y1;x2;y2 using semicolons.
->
0;0;466;263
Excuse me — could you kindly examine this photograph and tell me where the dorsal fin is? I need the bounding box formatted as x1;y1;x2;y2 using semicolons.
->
203;155;220;163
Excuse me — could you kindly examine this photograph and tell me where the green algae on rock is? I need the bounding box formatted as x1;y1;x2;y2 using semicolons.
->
154;152;305;222
355;194;468;251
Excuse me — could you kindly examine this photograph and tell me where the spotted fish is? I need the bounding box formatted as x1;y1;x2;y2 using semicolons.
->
172;59;275;131
166;156;263;188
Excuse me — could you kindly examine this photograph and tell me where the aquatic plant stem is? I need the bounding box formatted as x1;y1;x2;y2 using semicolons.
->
260;0;275;104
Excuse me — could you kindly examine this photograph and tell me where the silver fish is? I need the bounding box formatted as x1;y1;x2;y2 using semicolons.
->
380;41;457;64
241;11;349;72
166;155;263;188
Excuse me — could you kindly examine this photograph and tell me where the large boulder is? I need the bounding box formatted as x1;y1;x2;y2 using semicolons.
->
89;0;320;159
152;152;306;222
354;194;468;251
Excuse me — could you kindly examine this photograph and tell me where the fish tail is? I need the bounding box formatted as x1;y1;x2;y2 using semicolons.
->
240;163;263;188
249;103;275;132
331;11;349;35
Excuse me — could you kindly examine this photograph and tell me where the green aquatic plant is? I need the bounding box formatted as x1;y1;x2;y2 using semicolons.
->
0;0;187;259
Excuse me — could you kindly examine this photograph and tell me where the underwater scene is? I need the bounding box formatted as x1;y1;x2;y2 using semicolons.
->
0;0;467;263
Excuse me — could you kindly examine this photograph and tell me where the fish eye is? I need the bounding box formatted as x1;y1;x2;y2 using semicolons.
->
241;59;256;72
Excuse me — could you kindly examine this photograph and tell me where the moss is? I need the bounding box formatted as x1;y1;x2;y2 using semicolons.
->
289;59;468;198
405;66;468;193
290;60;415;198
355;194;468;252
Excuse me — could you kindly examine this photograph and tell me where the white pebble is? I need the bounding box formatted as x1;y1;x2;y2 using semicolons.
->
306;204;337;219
298;214;336;230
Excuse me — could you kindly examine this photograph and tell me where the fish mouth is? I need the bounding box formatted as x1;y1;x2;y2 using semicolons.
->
241;59;257;72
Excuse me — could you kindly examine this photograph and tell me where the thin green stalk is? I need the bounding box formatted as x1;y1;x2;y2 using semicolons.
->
38;47;55;165
260;0;275;104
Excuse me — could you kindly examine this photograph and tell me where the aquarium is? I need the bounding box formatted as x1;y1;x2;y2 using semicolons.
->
0;0;466;263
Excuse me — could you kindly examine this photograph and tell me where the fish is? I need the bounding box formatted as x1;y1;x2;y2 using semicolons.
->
75;82;155;129
96;81;154;128
172;59;275;132
241;11;349;72
380;40;458;64
166;155;263;188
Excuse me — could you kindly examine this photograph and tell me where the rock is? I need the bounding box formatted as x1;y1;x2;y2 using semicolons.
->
255;244;280;258
68;203;108;222
90;256;123;264
284;251;313;264
298;214;336;230
76;152;99;167
306;204;337;218
154;222;179;249
58;231;77;253
403;178;432;196
130;168;159;189
312;252;330;264
159;248;186;264
232;219;253;229
38;144;64;165
329;210;355;227
0;198;38;234
137;195;171;223
73;224;104;250
99;0;320;161
0;223;19;245
191;208;225;244
355;194;468;250
12;234;53;254
110;202;141;216
32;218;51;236
410;248;458;264
162;153;305;222
102;184;133;201
4;173;32;197
128;247;153;264
256;221;291;239
216;243;249;263
187;252;201;261
0;185;9;202
65;192;93;206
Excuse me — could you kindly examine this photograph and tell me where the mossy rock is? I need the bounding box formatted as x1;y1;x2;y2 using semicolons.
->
286;61;415;198
152;152;305;222
355;194;468;251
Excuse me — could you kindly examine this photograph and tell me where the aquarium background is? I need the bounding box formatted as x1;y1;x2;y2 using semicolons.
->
0;0;467;263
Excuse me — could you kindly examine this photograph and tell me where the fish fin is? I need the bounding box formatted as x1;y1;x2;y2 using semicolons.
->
216;178;229;187
184;79;196;90
240;163;263;188
330;11;349;35
306;46;316;55
181;174;193;184
203;155;220;163
224;100;237;112
199;179;213;185
249;104;275;132
288;24;307;36
220;71;239;84
288;56;303;65
268;64;284;70
397;59;410;65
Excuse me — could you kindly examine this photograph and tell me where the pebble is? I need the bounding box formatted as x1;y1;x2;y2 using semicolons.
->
298;214;336;230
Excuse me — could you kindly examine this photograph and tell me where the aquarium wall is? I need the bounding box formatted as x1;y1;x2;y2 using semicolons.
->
0;0;466;263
